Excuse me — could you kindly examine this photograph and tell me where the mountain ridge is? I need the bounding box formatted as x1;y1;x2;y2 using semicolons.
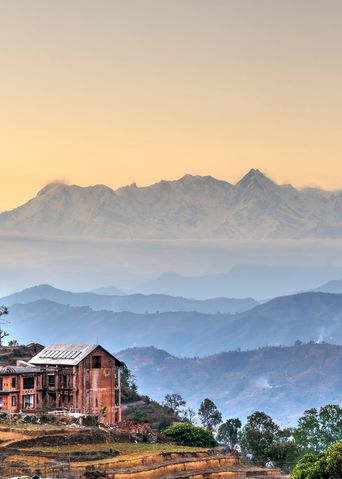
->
0;284;257;314
312;278;342;294
6;291;342;356
2;169;342;239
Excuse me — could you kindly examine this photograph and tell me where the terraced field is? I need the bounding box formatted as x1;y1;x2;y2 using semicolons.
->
77;452;285;479
0;425;287;479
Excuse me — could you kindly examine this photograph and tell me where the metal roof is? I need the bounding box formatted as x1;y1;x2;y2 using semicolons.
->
0;365;40;375
28;343;123;367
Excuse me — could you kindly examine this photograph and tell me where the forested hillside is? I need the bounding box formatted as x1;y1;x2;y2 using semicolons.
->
119;343;342;424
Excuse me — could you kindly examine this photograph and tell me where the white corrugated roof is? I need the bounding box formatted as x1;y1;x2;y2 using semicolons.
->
28;343;98;366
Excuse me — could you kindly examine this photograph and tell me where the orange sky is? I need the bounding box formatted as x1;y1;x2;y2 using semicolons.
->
1;0;342;210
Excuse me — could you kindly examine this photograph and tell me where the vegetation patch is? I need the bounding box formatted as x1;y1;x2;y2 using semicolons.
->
163;423;217;448
292;442;342;479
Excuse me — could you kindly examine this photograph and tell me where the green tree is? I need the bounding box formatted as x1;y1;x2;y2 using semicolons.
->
217;418;242;448
133;408;148;423
294;405;342;453
163;393;186;413
119;362;139;403
182;407;197;424
267;441;299;471
319;404;342;449
240;411;280;463
198;398;222;431
163;422;217;447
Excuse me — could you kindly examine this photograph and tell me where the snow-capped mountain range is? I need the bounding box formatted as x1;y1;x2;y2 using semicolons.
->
1;169;342;239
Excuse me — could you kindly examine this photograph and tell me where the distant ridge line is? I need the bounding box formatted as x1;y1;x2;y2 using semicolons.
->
2;169;342;239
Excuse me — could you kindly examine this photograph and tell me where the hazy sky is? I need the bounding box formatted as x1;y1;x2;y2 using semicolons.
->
1;0;342;210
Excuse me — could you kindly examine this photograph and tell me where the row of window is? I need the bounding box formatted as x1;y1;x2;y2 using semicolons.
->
0;394;34;408
0;377;35;390
48;374;71;388
0;377;17;389
0;375;73;390
0;356;103;392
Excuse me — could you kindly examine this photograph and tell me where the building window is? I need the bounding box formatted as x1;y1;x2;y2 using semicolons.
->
11;377;16;388
11;396;16;407
48;375;55;387
92;356;101;368
23;394;34;409
23;377;34;389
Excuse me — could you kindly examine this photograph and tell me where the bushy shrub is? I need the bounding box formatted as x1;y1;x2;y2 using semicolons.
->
163;422;217;447
325;442;342;479
83;415;98;427
292;453;327;479
158;417;173;432
0;412;8;422
40;414;57;424
292;442;342;479
23;414;39;424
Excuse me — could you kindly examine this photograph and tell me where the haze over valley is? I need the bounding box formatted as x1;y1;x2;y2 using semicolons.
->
3;171;342;299
2;171;342;424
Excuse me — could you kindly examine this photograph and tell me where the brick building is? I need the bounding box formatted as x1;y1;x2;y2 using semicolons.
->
0;344;123;425
0;365;44;413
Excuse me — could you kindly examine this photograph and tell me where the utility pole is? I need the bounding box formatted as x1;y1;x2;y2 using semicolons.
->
118;367;122;422
0;305;9;347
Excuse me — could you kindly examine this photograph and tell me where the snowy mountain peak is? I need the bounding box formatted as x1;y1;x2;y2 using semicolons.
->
1;169;341;240
37;182;67;196
237;169;275;189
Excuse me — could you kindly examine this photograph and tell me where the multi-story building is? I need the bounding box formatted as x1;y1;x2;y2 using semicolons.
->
0;344;123;425
0;365;44;413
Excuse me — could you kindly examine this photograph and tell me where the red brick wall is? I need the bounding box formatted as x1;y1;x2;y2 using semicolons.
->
0;373;43;413
0;347;120;424
76;346;117;425
0;375;19;412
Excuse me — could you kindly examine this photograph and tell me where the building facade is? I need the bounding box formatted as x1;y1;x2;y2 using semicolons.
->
0;344;123;425
0;366;44;413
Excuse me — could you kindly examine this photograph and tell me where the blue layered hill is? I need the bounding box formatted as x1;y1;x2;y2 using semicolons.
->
0;284;257;314
5;291;342;356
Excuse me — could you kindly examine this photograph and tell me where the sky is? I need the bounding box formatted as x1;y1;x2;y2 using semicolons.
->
1;0;342;210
